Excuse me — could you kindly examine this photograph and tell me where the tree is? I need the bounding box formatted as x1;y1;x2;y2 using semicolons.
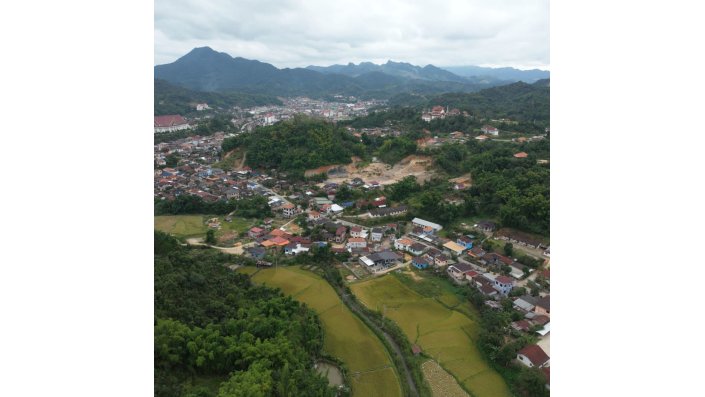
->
515;367;549;397
504;242;513;256
205;229;216;245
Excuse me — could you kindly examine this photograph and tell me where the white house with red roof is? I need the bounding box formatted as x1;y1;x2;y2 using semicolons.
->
154;115;190;133
516;344;550;368
481;125;499;136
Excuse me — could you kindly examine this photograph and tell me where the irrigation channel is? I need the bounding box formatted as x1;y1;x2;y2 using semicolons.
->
337;288;420;397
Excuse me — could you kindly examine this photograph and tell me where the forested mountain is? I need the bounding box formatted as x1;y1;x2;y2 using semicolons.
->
307;60;468;82
441;65;549;83
154;79;281;115
221;116;366;177
154;233;334;397
155;47;503;98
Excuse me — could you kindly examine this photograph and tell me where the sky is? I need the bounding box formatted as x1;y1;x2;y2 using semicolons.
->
155;0;549;70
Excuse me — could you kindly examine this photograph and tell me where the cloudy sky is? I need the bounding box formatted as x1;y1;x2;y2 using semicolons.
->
155;0;549;70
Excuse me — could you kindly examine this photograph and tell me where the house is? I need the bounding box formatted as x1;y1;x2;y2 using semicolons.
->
335;226;347;243
350;226;364;238
434;254;448;267
281;203;297;218
308;210;322;221
511;320;532;332
195;103;210;111
476;220;496;233
456;236;474;250
370;227;383;242
412;256;431;269
409;243;427;256
359;251;400;270
494;229;543;249
369;205;408;218
447;263;474;281
514;152;529;159
248;227;266;239
371;196;387;207
346;237;367;249
468;245;486;258
412;218;443;234
443;241;466;256
481;125;499;136
513;296;538;312
474;134;489;141
483;252;515;268
493;275;514;295
246;247;266;259
475;278;499;298
394;238;413;252
154;115;190;133
330;204;344;215
516;345;550;368
535;296;550;317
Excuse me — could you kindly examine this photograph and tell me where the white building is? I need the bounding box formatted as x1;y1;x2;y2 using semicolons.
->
412;218;443;234
346;238;367;249
196;103;210;111
481;125;499;136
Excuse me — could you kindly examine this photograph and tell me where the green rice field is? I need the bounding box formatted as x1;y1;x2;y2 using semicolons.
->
350;275;512;397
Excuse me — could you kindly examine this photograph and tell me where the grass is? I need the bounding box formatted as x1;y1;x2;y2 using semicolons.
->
154;215;254;240
251;266;402;397
350;275;511;397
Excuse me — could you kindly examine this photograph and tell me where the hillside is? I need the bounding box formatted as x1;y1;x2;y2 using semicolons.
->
389;80;550;124
442;65;549;83
155;47;502;99
221;116;367;177
154;79;282;115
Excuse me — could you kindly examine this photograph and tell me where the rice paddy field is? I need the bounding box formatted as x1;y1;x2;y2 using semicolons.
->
350;275;512;397
249;266;402;397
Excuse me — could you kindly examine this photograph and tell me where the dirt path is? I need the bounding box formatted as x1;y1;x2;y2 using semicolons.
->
185;238;253;255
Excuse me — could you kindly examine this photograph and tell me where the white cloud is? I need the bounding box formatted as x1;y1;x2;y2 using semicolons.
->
155;0;549;69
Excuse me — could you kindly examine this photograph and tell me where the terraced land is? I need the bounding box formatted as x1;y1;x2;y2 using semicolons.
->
351;275;512;397
249;266;402;397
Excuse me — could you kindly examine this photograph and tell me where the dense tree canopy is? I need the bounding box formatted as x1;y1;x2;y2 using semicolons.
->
155;196;272;218
222;116;366;177
154;233;334;397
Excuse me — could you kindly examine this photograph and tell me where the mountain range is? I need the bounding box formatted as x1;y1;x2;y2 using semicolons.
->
154;47;549;100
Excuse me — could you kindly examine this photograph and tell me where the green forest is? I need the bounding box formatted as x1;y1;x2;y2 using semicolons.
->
154;195;273;218
221;116;367;176
154;232;335;397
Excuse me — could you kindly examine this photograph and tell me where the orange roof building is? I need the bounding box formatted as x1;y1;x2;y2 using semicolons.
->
514;152;529;158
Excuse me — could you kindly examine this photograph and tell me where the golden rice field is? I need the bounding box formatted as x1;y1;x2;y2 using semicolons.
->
421;360;469;397
249;266;402;397
350;275;512;397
